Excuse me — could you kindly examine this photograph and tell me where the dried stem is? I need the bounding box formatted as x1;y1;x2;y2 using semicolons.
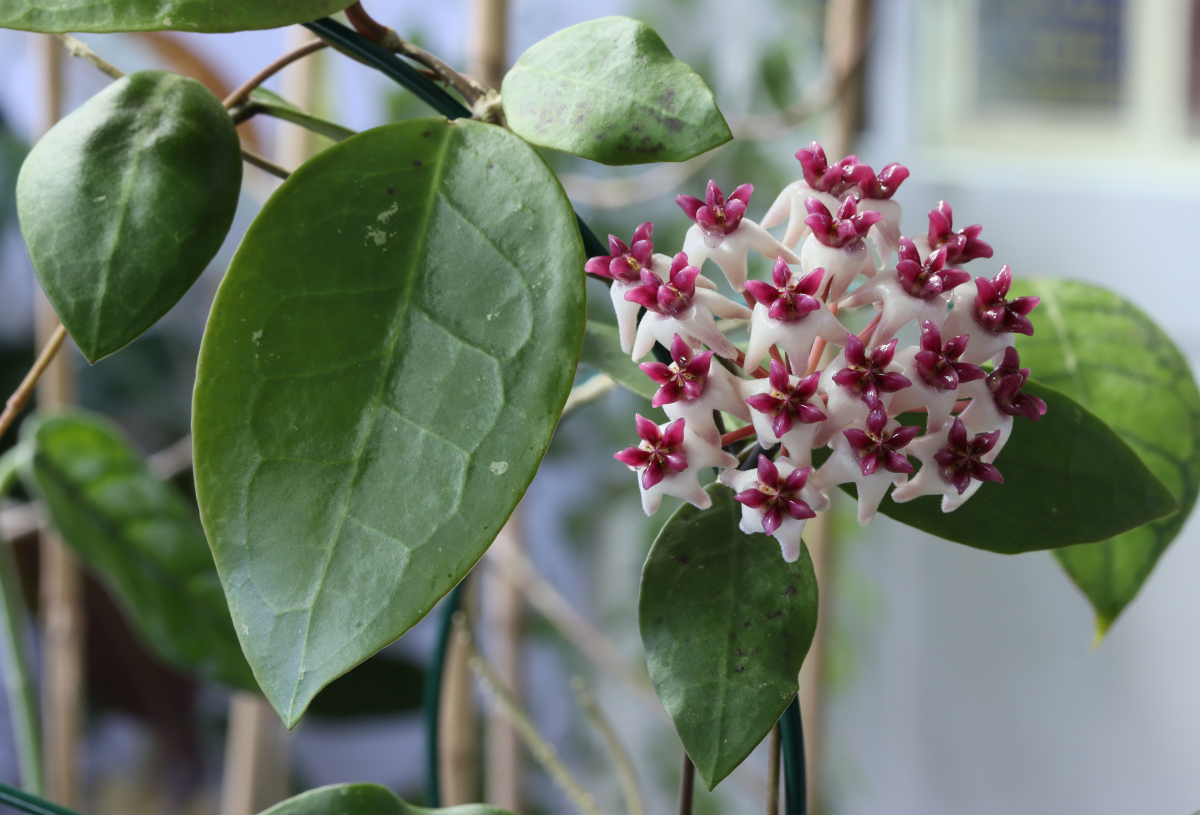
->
570;676;645;815
677;752;695;815
0;325;67;442
53;33;123;79
223;39;327;109
240;148;290;179
766;723;781;815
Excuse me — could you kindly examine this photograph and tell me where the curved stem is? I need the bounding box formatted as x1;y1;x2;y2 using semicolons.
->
223;39;327;109
0;324;68;443
423;580;465;808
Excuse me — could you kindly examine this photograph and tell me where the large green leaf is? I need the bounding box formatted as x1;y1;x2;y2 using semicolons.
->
580;320;656;400
262;783;514;815
193;117;585;726
502;16;732;165
17;70;241;363
0;0;349;32
1011;279;1200;633
835;381;1179;554
18;411;256;690
639;483;817;790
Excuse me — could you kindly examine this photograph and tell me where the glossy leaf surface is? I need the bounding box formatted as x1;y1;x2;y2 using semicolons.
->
0;0;349;32
831;381;1179;554
262;783;514;815
640;483;817;790
17;71;241;362
502;16;732;165
580;320;656;400
1012;279;1200;632
193;118;585;726
19;411;256;690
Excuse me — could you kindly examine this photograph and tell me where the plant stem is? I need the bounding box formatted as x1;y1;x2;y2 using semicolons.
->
767;723;781;815
423;580;465;808
721;425;757;446
0;324;67;443
570;676;645;815
222;39;327;109
0;782;83;815
53;34;123;79
240;148;290;179
677;751;695;815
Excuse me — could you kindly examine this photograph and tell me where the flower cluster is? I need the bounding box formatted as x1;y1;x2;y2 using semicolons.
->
599;143;1047;562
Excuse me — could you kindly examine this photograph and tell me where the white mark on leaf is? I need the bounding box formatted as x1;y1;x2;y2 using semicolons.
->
489;461;509;475
366;227;387;246
240;624;248;635
377;202;399;223
251;330;263;345
93;195;106;203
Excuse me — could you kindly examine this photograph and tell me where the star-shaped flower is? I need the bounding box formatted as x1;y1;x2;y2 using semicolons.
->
585;222;714;354
626;253;750;361
959;346;1047;459
942;266;1041;364
722;455;830;562
761;142;856;247
614;415;737;515
743;260;850;374
842;159;910;257
810;406;918;526
839;238;969;345
741;361;828;467
800;196;882;302
640;334;750;446
816;335;912;445
912;201;993;265
891;418;1003;511
678;181;800;292
887;321;985;432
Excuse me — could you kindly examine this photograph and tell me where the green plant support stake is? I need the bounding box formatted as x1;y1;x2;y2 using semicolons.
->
0;781;85;815
779;696;806;815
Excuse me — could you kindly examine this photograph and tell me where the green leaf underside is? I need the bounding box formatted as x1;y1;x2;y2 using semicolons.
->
1012;279;1200;631
0;0;349;32
193;117;585;726
261;783;515;815
826;380;1179;554
639;483;817;790
580;320;656;400
20;411;256;690
17;71;241;362
501;16;732;165
247;88;358;144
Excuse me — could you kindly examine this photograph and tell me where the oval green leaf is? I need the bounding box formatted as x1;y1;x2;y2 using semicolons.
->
502;16;733;165
18;410;256;690
262;783;514;815
580;320;657;400
193;117;585;727
1011;279;1200;633
0;1;349;32
837;380;1179;554
17;70;241;363
639;482;818;790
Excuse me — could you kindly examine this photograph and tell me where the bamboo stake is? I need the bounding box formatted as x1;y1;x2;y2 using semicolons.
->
219;693;290;815
484;517;523;811
439;621;479;805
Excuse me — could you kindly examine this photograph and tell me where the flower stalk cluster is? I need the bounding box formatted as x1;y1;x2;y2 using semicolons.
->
598;143;1047;561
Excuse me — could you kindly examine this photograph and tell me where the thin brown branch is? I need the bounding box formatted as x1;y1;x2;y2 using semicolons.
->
54;34;124;79
677;752;695;815
241;148;290;179
223;39;327;109
0;325;68;442
766;723;781;815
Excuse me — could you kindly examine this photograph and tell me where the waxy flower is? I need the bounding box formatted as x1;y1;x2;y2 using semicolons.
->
679;181;799;292
914;201;993;265
942;266;1040;364
800;197;882;302
743;260;849;374
762;142;855;246
585;223;712;354
888;322;985;432
817;335;911;445
721;455;829;562
640;334;750;446
839;238;969;344
741;361;828;467
843;160;910;256
811;406;918;525
615;415;737;515
627;253;750;361
891;418;1002;511
960;347;1047;458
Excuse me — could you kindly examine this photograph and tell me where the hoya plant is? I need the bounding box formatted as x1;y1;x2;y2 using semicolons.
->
0;3;1197;815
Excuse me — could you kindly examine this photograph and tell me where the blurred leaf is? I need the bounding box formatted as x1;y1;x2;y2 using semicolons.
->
502;16;732;165
0;114;28;229
193;117;585;727
758;45;798;111
1011;279;1200;633
826;380;1179;554
307;652;423;719
640;483;817;790
580;321;656;400
19;410;256;690
17;70;241;362
246;88;357;143
262;783;514;815
0;0;350;32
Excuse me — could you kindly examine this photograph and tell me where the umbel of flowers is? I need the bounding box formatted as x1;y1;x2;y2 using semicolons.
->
595;143;1047;562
